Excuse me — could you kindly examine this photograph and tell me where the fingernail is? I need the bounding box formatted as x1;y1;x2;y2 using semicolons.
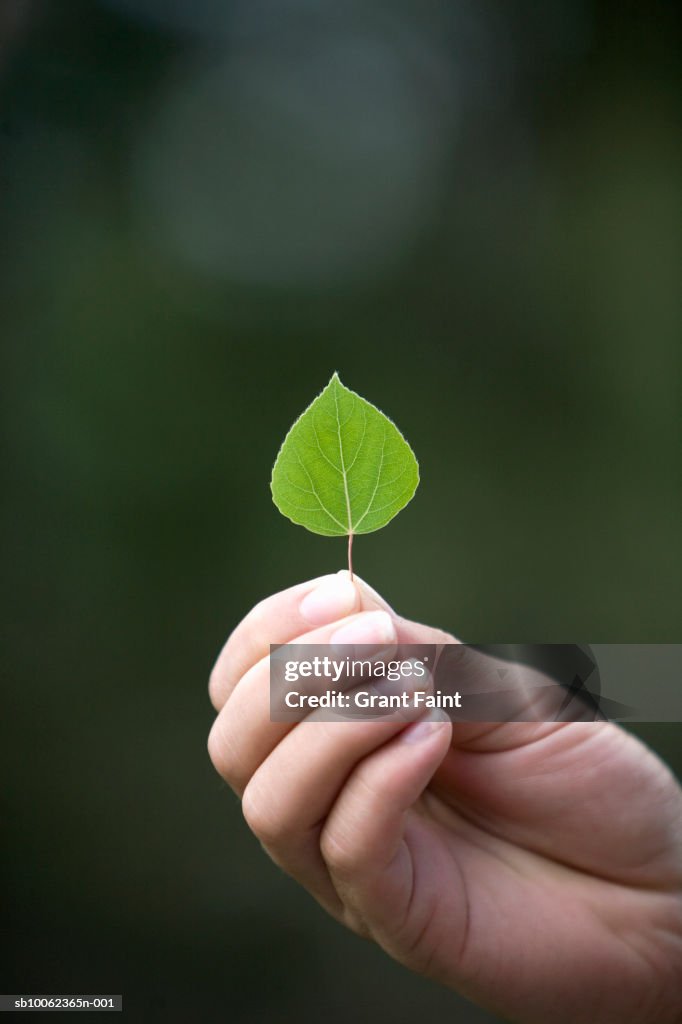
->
400;709;450;745
300;575;358;625
330;610;396;646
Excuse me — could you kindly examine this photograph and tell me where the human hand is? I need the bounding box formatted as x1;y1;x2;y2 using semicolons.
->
208;573;682;1024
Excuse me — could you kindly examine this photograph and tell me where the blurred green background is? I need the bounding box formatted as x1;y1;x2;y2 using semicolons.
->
2;2;680;1021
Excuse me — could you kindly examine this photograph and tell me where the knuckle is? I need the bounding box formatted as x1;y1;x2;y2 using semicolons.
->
206;720;227;775
241;786;281;845
320;827;365;879
341;907;373;940
208;665;224;710
207;718;243;789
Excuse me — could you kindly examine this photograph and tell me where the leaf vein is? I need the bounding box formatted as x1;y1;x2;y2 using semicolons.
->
373;462;408;490
358;483;416;520
281;471;316;496
311;417;343;475
332;385;353;534
345;405;367;474
352;425;386;531
292;447;347;531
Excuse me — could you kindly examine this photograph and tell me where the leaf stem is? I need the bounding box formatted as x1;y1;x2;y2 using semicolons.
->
348;532;354;581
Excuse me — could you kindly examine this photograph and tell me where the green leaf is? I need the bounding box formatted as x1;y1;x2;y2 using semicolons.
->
270;373;419;546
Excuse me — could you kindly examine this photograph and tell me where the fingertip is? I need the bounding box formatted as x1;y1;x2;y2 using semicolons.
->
299;573;360;625
399;709;452;746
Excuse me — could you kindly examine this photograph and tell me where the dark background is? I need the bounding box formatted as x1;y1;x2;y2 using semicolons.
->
2;2;680;1021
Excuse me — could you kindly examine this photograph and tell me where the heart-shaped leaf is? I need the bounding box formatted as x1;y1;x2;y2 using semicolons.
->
271;373;419;572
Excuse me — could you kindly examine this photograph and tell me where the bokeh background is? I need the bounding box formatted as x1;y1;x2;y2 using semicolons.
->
2;2;680;1021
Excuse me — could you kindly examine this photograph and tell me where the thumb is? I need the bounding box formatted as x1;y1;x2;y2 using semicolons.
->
319;710;454;946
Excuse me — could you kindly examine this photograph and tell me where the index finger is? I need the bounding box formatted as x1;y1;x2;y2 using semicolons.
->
208;570;391;711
